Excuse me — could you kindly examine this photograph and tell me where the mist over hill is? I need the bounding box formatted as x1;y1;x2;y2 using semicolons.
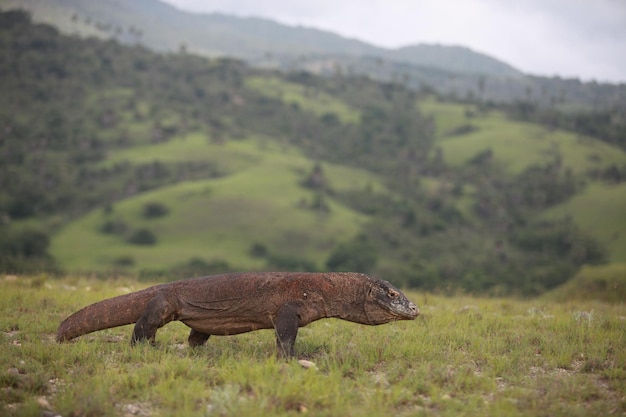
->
3;0;625;112
0;0;519;76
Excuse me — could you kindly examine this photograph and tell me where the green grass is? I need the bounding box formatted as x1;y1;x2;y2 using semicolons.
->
419;98;471;137
51;135;385;272
421;98;626;175
2;275;626;416
543;182;626;262
245;76;361;124
98;131;259;170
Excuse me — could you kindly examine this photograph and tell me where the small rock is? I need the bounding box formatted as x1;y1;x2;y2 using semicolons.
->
298;359;316;369
37;396;51;409
7;367;20;375
124;403;141;415
5;275;17;281
370;372;390;387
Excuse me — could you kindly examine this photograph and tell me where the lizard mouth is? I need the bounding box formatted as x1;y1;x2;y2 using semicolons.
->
378;300;419;320
394;302;419;319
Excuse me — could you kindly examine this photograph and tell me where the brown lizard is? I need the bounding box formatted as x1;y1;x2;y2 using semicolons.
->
57;272;419;357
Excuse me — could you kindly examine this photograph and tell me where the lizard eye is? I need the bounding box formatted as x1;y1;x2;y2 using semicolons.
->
388;289;399;298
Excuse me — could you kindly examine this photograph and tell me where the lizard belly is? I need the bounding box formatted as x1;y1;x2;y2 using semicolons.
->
180;316;274;335
177;300;276;335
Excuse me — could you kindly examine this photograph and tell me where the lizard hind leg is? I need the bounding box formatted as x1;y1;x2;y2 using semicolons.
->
274;302;302;358
188;329;210;347
132;293;179;345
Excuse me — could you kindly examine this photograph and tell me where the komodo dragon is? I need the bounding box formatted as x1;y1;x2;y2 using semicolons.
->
57;272;419;357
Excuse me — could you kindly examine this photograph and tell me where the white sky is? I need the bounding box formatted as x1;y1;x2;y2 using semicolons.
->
162;0;626;83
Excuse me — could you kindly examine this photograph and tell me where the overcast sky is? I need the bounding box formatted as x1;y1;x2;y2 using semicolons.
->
162;0;626;83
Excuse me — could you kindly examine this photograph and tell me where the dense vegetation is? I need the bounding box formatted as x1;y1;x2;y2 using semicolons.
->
1;11;623;295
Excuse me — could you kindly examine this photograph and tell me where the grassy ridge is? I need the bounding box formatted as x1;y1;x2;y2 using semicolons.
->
51;136;384;272
422;99;626;175
2;275;625;416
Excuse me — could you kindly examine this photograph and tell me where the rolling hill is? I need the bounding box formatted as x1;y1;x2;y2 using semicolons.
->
51;136;383;273
421;98;626;175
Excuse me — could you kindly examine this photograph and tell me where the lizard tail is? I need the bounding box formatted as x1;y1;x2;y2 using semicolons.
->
56;285;162;342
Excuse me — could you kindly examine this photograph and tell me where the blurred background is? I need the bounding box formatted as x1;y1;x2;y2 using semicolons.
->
1;0;625;297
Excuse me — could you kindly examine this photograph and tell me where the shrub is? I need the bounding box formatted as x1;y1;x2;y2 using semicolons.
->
326;235;377;273
138;257;232;281
0;227;57;273
266;254;317;272
174;257;231;277
113;255;135;266
127;228;157;245
142;202;170;218
249;243;268;258
99;220;128;235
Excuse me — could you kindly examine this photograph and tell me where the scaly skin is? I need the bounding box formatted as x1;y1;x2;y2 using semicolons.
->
57;272;419;357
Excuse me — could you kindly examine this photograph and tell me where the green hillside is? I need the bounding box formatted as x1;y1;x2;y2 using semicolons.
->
421;97;626;265
52;136;382;273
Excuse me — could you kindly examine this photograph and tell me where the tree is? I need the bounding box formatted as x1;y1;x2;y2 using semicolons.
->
143;202;170;218
326;235;377;273
127;228;157;245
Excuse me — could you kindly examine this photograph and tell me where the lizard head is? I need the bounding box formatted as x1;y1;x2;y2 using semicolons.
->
363;277;419;324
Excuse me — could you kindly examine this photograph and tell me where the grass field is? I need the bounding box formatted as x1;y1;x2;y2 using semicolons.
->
52;135;385;273
2;275;625;416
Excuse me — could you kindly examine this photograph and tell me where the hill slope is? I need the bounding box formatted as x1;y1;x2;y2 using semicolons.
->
51;136;381;273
